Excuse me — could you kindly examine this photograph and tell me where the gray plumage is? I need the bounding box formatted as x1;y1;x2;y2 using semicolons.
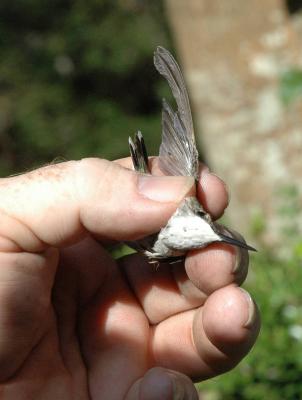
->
154;46;199;180
128;47;256;262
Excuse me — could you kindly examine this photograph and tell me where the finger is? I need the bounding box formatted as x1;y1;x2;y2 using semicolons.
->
53;236;151;400
0;158;195;252
125;367;198;400
150;285;260;380
79;259;150;400
53;237;114;347
0;247;58;380
197;167;229;219
120;254;205;325
185;237;249;297
115;157;229;219
120;236;248;324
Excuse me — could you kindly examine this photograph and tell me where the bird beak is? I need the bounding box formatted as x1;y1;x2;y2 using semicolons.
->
219;233;257;252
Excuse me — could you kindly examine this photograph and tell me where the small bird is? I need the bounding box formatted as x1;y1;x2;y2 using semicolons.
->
128;46;256;262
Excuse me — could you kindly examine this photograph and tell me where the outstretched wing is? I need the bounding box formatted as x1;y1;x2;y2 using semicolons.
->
154;46;199;180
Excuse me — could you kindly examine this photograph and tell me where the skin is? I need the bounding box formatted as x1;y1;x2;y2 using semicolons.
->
0;157;260;399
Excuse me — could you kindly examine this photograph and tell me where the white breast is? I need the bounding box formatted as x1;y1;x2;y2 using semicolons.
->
159;215;221;250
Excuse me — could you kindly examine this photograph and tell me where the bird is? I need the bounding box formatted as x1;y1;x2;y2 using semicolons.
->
128;46;256;263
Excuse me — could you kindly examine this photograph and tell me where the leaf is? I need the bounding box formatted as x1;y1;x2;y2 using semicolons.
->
279;69;302;105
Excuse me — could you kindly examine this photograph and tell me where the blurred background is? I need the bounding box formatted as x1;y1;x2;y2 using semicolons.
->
0;0;302;398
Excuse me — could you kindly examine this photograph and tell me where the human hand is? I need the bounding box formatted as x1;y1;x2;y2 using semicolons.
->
0;157;260;399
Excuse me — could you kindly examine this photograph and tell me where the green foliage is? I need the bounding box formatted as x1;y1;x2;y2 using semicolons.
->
111;244;135;259
276;185;301;244
279;69;302;105
250;211;266;238
0;0;172;175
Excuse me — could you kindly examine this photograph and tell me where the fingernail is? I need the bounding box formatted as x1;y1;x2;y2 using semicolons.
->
232;246;242;274
169;375;185;400
239;288;256;328
199;165;211;177
233;245;249;274
138;175;195;203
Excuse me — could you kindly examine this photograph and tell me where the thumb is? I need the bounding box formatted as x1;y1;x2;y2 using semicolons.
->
0;158;195;252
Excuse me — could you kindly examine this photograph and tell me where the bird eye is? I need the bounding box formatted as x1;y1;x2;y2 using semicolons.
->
197;211;205;218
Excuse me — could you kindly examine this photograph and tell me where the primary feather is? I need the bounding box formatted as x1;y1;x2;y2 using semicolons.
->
154;46;199;180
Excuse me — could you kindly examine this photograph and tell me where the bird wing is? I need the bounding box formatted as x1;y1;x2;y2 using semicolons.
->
154;46;199;180
128;131;150;174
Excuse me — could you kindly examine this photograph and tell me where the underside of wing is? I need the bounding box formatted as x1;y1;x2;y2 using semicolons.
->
154;46;199;180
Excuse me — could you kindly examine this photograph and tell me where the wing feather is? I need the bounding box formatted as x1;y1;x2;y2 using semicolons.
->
154;46;199;179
